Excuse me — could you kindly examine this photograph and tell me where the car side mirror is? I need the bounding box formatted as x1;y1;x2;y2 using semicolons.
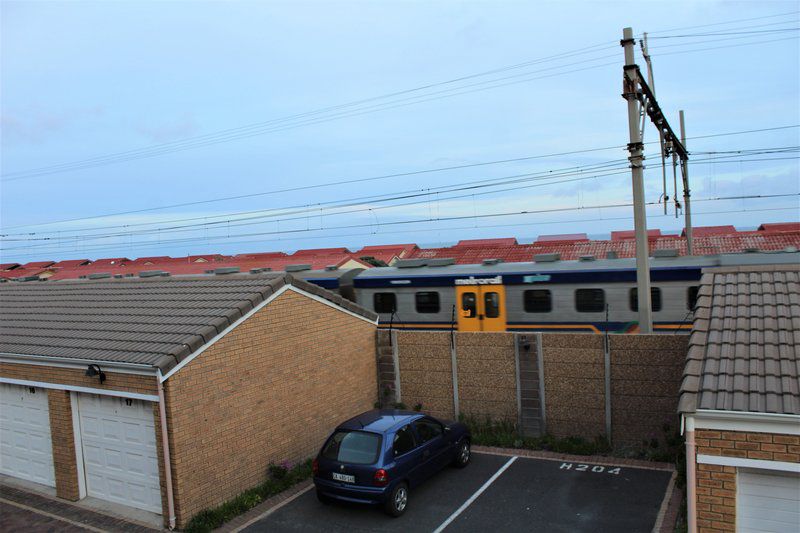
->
444;426;451;433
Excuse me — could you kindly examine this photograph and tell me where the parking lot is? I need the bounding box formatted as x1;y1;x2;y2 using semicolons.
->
242;452;674;532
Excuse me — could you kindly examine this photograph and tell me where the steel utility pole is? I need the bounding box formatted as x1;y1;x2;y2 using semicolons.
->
621;27;653;333
680;110;694;255
640;33;669;215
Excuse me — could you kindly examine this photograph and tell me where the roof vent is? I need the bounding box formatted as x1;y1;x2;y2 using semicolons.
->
214;267;240;275
79;275;88;279
579;255;596;262
606;251;619;259
534;253;561;263
16;275;40;282
114;274;124;279
652;248;679;258
87;272;111;279
744;247;760;253
324;265;339;271
428;258;455;267
249;267;272;274
395;259;428;268
784;246;798;253
139;270;168;278
285;264;311;272
482;258;502;265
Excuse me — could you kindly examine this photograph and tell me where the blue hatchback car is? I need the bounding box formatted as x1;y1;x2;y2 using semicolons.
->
313;409;471;516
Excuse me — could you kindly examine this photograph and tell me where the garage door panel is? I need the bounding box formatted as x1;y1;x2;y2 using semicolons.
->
78;394;161;515
738;469;800;533
0;384;55;487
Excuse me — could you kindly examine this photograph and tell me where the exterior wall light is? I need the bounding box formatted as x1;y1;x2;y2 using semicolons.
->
85;364;106;384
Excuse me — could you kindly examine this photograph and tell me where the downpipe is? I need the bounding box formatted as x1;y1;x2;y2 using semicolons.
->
684;415;697;533
157;371;177;530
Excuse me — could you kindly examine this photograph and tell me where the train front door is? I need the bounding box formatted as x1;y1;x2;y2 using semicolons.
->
455;285;507;332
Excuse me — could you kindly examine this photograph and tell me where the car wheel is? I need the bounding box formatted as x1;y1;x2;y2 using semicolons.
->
454;439;471;468
384;482;409;517
316;490;332;505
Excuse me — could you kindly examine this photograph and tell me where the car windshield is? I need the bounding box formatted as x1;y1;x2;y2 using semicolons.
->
322;430;381;465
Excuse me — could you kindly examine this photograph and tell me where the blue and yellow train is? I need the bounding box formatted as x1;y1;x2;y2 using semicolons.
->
298;250;799;333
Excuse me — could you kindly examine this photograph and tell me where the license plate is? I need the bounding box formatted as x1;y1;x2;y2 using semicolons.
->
332;472;355;483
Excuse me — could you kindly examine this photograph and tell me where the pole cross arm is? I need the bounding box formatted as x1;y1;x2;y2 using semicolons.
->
634;66;689;160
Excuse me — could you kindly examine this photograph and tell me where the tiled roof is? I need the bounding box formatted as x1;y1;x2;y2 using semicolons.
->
610;229;662;241
536;233;590;243
0;263;20;271
51;259;91;268
0;274;376;372
20;261;55;269
292;247;351;256
759;222;800;232
678;265;800;416
455;238;518;247
687;225;736;237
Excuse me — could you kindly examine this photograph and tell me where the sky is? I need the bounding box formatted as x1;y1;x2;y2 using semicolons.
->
1;0;798;263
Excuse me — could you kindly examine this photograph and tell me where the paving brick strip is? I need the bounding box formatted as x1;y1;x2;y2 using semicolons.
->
0;483;160;532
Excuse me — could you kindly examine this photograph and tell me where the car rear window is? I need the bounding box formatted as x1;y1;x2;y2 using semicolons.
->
322;430;381;465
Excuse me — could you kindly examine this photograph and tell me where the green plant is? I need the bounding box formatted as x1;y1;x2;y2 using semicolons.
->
185;459;312;533
413;403;423;412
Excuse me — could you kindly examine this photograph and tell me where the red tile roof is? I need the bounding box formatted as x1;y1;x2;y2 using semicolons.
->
21;261;55;269
0;263;20;271
535;233;590;243
90;257;130;266
685;225;736;237
455;238;518;247
610;229;662;241
758;222;800;232
51;259;91;268
292;247;352;256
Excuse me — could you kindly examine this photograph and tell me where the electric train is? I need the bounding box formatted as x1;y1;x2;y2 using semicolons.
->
296;249;799;333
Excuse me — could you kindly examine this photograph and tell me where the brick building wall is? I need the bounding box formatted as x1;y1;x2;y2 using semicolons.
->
694;429;800;532
47;389;79;501
0;362;158;395
163;289;377;527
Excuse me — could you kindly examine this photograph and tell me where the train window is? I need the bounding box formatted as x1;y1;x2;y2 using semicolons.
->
415;292;440;313
484;292;500;318
575;289;605;312
523;290;552;313
461;292;476;318
629;287;663;312
373;293;397;314
687;286;700;310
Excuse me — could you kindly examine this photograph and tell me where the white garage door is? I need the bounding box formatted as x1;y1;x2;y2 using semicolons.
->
0;383;55;487
78;394;161;514
738;469;800;533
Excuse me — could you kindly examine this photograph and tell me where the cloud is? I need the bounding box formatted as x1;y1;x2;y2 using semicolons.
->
0;105;105;144
136;113;200;142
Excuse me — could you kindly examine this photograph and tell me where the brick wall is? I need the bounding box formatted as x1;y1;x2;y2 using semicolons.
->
609;335;687;449
385;331;688;447
696;463;736;531
541;334;605;439
396;331;455;419
0;362;158;395
47;389;79;501
456;333;517;421
693;429;800;532
696;429;800;463
163;289;377;527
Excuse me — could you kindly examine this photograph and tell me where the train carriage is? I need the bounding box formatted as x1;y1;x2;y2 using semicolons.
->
346;250;799;333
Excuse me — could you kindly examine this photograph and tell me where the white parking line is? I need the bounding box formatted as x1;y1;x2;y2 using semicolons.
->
432;456;518;533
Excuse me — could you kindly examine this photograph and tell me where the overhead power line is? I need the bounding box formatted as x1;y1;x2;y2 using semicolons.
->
3;191;797;257
3;124;797;233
